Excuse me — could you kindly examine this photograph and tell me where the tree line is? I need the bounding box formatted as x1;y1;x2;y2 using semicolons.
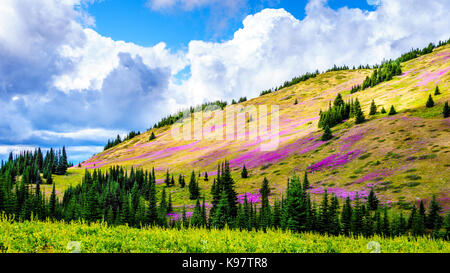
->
104;131;141;151
0;160;448;239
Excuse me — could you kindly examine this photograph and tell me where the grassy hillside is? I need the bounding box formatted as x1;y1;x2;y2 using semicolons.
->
1;217;448;253
58;44;450;211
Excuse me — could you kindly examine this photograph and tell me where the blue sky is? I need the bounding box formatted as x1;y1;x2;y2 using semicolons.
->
0;0;448;163
87;0;376;49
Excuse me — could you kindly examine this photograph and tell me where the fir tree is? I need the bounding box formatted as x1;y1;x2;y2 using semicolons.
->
443;101;449;118
381;106;387;114
189;171;200;200
211;191;230;229
369;100;377;115
149;132;156;141
426;195;443;232
241;164;248;178
388;105;397;115
426;94;435;108
434;85;440;95
321;125;333;141
367;188;379;211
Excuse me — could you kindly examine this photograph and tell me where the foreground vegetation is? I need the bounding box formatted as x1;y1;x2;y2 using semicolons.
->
0;215;448;253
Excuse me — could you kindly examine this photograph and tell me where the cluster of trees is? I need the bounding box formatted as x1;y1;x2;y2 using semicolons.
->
318;94;366;140
0;161;449;239
326;64;350;72
152;100;228;129
0;147;69;186
104;131;141;151
360;61;402;91
232;97;247;104
395;39;450;63
259;71;320;97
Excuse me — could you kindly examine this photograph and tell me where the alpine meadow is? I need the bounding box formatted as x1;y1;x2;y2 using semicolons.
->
0;0;449;256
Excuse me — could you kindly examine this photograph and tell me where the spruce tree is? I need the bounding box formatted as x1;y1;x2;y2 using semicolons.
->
443;101;449;118
367;188;379;211
381;106;387;114
426;94;435;108
321;125;333;141
426;195;443;232
241;164;248;178
369;100;377;115
388;105;397;115
149;132;156;141
189;171;199;200
211;191;230;229
434;85;440;95
341;196;353;235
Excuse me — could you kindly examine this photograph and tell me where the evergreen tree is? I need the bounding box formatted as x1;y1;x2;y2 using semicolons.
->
204;172;208;181
388;105;397;115
426;94;435;108
367;188;379;211
321;125;333;141
426;195;443;232
221;161;238;217
211;191;230;229
434;85;440;95
189;171;200;200
179;174;185;188
282;174;307;232
381;106;387;114
241;164;248;178
49;183;57;217
369;100;377;115
149;132;156;141
443;101;449;118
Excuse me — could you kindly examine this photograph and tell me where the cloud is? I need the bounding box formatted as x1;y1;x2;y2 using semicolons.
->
1;0;449;162
0;0;186;154
180;0;450;104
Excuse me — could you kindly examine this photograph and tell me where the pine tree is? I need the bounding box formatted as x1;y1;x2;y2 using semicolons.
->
334;93;344;107
221;161;238;217
211;191;229;229
190;198;203;227
149;132;156;141
294;98;298;105
434;85;440;95
49;183;57;217
204;172;208;181
388;105;397;115
321;125;333;141
302;171;309;192
367;188;379;211
241;164;248;178
189;171;200;200
147;177;158;225
426;94;435;108
381;106;387;114
369;100;377;115
282;174;307;232
328;195;341;235
443;101;449;118
426;195;443;232
179;174;185;188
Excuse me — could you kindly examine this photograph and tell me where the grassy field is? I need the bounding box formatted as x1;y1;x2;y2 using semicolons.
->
51;44;450;213
0;217;448;253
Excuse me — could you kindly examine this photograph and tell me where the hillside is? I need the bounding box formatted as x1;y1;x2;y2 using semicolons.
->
57;44;450;212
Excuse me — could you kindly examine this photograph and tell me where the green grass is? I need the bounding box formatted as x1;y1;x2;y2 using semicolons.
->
0;217;448;253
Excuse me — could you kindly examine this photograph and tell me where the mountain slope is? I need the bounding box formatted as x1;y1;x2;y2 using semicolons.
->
63;44;450;211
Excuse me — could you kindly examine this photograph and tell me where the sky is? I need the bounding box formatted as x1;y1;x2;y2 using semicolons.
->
0;0;449;163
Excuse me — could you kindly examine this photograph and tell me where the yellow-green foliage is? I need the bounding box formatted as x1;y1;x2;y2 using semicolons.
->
0;216;448;253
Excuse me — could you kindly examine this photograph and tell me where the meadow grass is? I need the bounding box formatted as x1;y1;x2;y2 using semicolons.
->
0;217;448;253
